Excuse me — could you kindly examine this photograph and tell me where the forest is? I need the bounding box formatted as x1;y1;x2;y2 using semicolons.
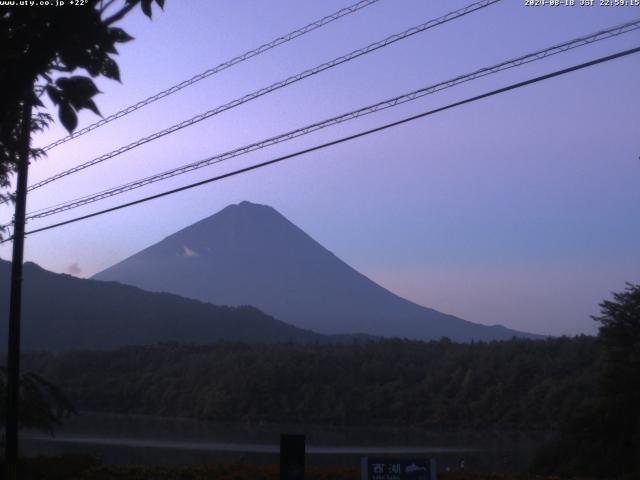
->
22;336;597;429
3;284;637;478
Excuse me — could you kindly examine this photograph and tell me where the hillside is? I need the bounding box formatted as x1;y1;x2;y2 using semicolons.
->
0;259;328;351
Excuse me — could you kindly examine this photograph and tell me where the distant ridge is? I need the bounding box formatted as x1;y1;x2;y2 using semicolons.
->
0;259;338;351
94;201;541;341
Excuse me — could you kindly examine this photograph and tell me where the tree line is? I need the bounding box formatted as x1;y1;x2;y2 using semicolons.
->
22;336;598;430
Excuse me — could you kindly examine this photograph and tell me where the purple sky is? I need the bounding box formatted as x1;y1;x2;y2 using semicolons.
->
2;0;639;336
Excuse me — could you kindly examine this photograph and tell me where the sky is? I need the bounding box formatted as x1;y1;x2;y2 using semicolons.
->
1;0;639;336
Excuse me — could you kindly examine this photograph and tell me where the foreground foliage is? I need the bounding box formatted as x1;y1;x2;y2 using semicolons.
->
532;284;640;478
0;0;164;208
8;455;610;480
0;366;75;435
23;336;597;429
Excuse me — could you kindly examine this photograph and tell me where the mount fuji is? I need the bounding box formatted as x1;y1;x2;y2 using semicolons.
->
93;201;539;341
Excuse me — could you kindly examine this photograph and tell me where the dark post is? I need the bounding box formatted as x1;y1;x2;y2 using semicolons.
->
280;434;305;480
5;95;33;479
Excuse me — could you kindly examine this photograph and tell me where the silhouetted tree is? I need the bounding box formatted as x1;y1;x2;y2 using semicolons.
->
0;0;165;206
0;366;75;437
594;283;640;403
592;282;640;475
533;283;640;478
0;0;165;439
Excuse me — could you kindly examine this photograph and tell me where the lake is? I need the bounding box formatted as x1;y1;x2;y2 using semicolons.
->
20;412;550;472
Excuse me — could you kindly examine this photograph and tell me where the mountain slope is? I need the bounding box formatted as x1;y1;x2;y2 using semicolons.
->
0;259;328;351
94;201;539;341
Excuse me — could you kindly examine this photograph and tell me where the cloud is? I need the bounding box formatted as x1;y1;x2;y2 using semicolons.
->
66;262;82;276
182;245;199;258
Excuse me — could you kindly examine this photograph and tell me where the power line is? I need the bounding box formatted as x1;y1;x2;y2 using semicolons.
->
23;18;640;221
40;0;383;153
5;45;637;243
25;0;501;193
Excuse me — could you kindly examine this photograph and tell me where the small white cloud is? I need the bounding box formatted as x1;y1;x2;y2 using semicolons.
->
66;262;82;276
181;245;199;258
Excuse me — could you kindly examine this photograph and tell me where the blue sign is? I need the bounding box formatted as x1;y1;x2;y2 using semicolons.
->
362;458;436;480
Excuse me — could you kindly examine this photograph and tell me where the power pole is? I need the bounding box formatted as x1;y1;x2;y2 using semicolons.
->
5;94;33;480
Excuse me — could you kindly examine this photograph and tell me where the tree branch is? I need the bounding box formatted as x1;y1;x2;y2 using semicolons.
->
103;1;137;26
100;0;118;14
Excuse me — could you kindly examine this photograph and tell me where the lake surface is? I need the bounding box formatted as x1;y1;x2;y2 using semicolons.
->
20;412;550;472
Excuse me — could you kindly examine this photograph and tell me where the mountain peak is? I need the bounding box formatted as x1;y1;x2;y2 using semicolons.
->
169;201;304;249
225;200;269;211
229;200;278;211
94;202;540;341
198;200;283;226
238;200;262;208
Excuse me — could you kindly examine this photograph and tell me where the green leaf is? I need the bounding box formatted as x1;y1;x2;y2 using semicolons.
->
141;0;152;18
58;102;78;133
83;98;101;116
101;57;121;82
55;76;101;113
109;27;134;43
46;85;62;105
104;42;118;55
57;76;100;99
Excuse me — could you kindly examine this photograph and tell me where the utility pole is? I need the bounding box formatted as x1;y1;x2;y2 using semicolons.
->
5;93;33;480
